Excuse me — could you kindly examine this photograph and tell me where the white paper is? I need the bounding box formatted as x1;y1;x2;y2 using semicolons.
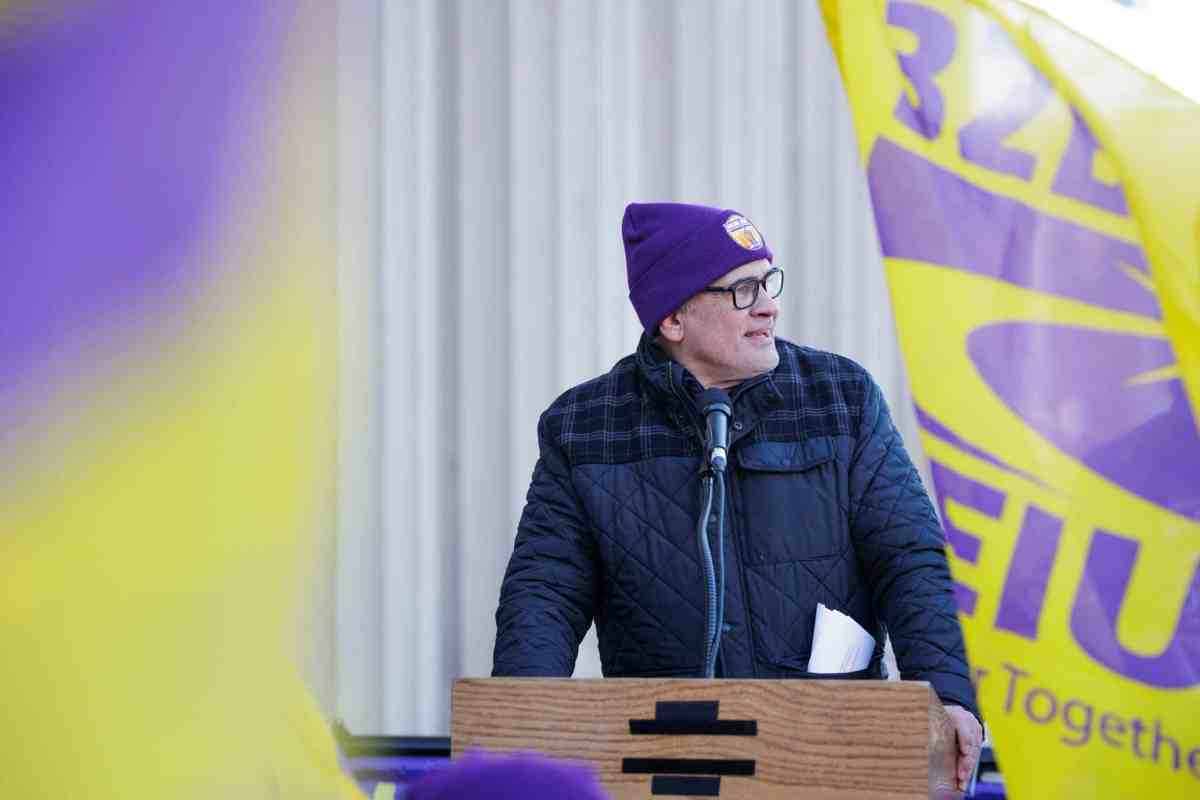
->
806;603;876;674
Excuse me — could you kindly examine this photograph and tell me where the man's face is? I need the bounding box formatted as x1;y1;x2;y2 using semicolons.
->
658;258;781;389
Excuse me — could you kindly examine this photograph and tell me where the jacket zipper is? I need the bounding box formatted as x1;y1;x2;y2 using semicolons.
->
728;379;768;676
724;465;760;676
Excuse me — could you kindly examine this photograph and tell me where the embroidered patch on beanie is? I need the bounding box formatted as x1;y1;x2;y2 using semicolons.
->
722;214;765;251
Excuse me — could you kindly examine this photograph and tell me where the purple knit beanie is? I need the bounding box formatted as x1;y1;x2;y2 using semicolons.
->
623;201;773;334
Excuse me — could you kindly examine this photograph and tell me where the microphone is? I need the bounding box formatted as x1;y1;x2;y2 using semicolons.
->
695;388;732;677
697;388;732;473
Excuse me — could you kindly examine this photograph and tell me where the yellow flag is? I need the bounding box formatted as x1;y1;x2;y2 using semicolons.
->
821;1;1200;796
0;2;360;797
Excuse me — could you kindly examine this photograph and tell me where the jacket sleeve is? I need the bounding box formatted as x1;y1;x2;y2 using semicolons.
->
492;417;598;677
847;376;980;720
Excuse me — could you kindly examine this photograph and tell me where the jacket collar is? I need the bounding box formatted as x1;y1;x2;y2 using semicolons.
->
635;334;701;411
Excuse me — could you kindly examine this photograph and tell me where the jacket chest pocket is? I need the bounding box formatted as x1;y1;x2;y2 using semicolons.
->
733;439;847;563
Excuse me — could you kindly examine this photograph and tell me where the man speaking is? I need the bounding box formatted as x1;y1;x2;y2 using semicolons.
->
492;202;982;788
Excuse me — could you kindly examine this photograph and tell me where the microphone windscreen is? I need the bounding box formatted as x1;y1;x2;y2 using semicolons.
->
697;388;732;415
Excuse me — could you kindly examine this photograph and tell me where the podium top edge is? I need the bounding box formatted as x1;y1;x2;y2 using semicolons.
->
453;677;934;691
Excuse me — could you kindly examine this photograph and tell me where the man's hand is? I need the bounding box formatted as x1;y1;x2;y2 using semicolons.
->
944;704;983;792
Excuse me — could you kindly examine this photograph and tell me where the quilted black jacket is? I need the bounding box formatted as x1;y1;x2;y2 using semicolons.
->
493;335;978;716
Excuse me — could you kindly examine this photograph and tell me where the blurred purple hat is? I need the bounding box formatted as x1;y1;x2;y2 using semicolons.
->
406;752;608;800
623;202;772;334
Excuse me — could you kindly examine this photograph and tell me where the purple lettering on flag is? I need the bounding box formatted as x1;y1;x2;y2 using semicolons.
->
968;323;1200;522
929;460;1005;564
866;138;1157;319
888;1;956;141
995;506;1063;640
1071;530;1200;689
1053;108;1130;217
954;582;978;617
957;63;1051;181
915;403;1049;488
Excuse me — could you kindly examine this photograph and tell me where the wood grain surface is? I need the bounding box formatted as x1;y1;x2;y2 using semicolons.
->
452;678;961;799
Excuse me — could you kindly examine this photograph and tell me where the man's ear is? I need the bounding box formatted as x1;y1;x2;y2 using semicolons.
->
658;309;685;343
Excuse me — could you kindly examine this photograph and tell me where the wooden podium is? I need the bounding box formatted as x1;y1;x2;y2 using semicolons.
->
452;678;960;799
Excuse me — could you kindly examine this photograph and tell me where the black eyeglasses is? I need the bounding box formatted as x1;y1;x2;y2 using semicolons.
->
700;267;785;310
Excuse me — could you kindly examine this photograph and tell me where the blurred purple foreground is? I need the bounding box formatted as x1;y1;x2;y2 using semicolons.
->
335;725;608;798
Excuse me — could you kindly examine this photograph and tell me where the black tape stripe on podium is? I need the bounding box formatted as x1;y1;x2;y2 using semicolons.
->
629;699;757;736
651;775;720;796
629;719;756;735
657;701;718;721
622;758;755;776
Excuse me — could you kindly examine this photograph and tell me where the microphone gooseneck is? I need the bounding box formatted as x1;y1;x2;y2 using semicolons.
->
695;474;718;677
695;389;732;678
708;472;726;677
